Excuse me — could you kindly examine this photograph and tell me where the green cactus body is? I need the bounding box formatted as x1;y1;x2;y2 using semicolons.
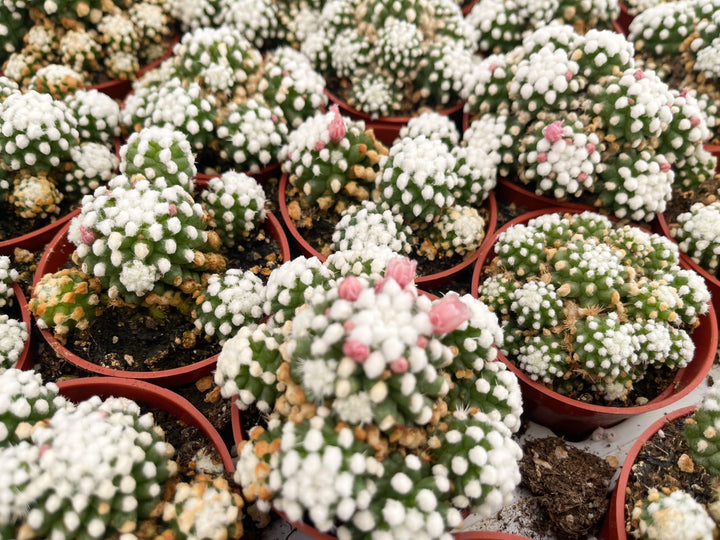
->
517;332;569;384
257;46;327;129
262;256;334;324
376;135;457;225
331;200;413;255
10;172;63;219
628;1;697;57
169;0;222;32
461;53;515;117
608;224;678;275
466;0;524;54
0;395;176;539
104;50;141;81
29;0;109;25
659;90;711;167
573;29;635;82
201;171;267;248
673;143;718;194
510;280;564;330
217;0;279;50
63;142;119;196
494;224;547;278
120;126;197;192
685;384;720;476
128;2;172;64
0;76;20;102
0;90;78;174
214;323;286;412
362;0;426;28
371;20;424;85
398;112;460;149
0;368;63;446
0;316;29;370
346;71;404;119
97;12;140;55
29;267;102;337
64;88;121;147
216;97;288;172
0;0;30;64
59;29;101;75
29;63;86;99
0;256;18;309
632;488;716;540
452;145;498;206
554;0;620;30
324;246;399;281
416;38;473;107
194;269;266;343
422;205;486;259
68;178;212;302
283;107;387;207
674;202;720;275
329;28;371;79
479;274;518;317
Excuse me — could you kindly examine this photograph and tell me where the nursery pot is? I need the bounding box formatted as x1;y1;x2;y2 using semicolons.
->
194;161;282;186
494;177;600;213
599;405;697;540
615;1;634;35
56;376;235;473
655;212;720;322
471;207;718;440
278;172;498;290
0;208;80;257
705;142;720;174
13;281;34;371
32;212;290;387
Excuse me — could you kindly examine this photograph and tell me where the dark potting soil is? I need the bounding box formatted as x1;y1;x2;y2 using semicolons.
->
0;198;77;242
520;436;617;540
624;413;719;535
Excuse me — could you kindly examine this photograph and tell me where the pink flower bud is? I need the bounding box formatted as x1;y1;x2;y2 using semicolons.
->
543;121;565;143
489;63;497;72
338;276;363;301
271;114;279;123
384;257;417;289
660;162;672;172
577;172;587;182
343;339;369;362
634;70;644;80
327;104;346;143
429;293;470;335
536;152;547;163
79;225;95;245
374;278;387;293
586;143;596;153
314;140;326;151
416;336;428;348
691;116;701;127
390;356;409;374
38;444;51;456
168;204;177;216
344;320;355;331
679;87;689;98
565;70;573;81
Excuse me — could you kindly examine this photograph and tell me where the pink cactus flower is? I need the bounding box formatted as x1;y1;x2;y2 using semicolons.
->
416;336;428;348
543;121;565;143
79;225;95;245
38;444;51;456
338;276;363;301
343;339;369;362
586;143;596;153
168;203;177;216
327;104;346;143
660;162;672;172
271;114;279;123
390;356;409;374
384;257;417;289
429;293;470;335
536;152;547;163
691;116;701;127
344;320;355;331
314;140;326;151
565;70;573;81
679;87;689;98
577;172;587;183
634;70;644;80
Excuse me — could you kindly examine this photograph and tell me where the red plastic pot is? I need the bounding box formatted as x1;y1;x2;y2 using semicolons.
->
194;161;283;186
31;211;290;387
600;405;696;540
278;172;497;289
0;208;80;257
655;212;720;322
56;376;235;473
471;207;718;440
494;177;599;213
12;281;34;371
706;142;720;173
614;3;633;35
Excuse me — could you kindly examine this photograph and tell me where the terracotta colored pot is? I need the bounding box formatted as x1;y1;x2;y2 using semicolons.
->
614;2;633;35
495;177;598;213
0;208;80;257
278;172;497;289
655;212;720;322
56;376;235;473
453;532;533;540
12;281;34;371
31;211;290;387
706;142;720;173
599;405;696;540
471;207;718;440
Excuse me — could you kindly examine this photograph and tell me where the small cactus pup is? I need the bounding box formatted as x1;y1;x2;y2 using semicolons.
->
685;383;720;476
479;210;710;404
216;255;524;538
631;488;717;540
672;201;720;280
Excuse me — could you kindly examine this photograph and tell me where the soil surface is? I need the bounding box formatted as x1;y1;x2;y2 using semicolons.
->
520;436;617;540
624;413;719;536
0;198;77;242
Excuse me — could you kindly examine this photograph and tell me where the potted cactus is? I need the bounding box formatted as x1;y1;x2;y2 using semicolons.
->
28;126;290;386
462;24;712;223
279;107;497;290
603;384;720;539
472;208;717;439
215;253;525;538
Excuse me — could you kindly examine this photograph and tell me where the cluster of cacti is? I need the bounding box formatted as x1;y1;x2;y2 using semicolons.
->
466;0;619;55
631;488;717;540
672;201;720;278
297;0;476;117
1;0;176;88
462;24;714;221
331;200;413;256
215;254;524;538
479;210;710;403
0;388;177;539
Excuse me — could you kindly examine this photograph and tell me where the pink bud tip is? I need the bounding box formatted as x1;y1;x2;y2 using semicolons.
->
314;140;326;151
536;152;547;163
79;225;95;245
344;320;355;331
390;356;409;374
577;172;587;182
374;278;387;294
38;444;51;456
586;143;596;153
660;162;672;172
271;114;279;123
328;104;346;143
384;257;417;289
168;204;177;216
565;70;573;81
634;70;644;80
691;116;701;127
489;63;497;72
543;121;565;143
338;276;363;301
343;339;369;362
416;336;428;348
679;87;689;98
429;293;471;335
282;70;290;76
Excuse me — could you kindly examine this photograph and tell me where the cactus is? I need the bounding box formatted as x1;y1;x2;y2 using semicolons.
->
63;142;119;196
331;200;413;255
127;1;172;64
376;135;458;225
10;172;64;219
673;202;720;276
282;106;387;207
371;20;424;85
632;488;716;540
421;205;487;260
216;97;288;172
193;269;266;343
58;29;101;75
0;316;29;370
119;126;197;193
329;28;371;79
217;0;279;49
572;28;635;81
461;53;516;117
0;256;18;310
346;71;405;119
0;0;30;64
28;267;102;338
628;1;697;57
169;0;221;32
0;369;64;446
466;0;524;54
29;63;86;99
0;394;176;539
162;474;244;540
28;0;110;24
685;383;720;476
200;171;267;249
398;112;460;148
416;38;475;107
0;90;78;174
64;88;121;147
